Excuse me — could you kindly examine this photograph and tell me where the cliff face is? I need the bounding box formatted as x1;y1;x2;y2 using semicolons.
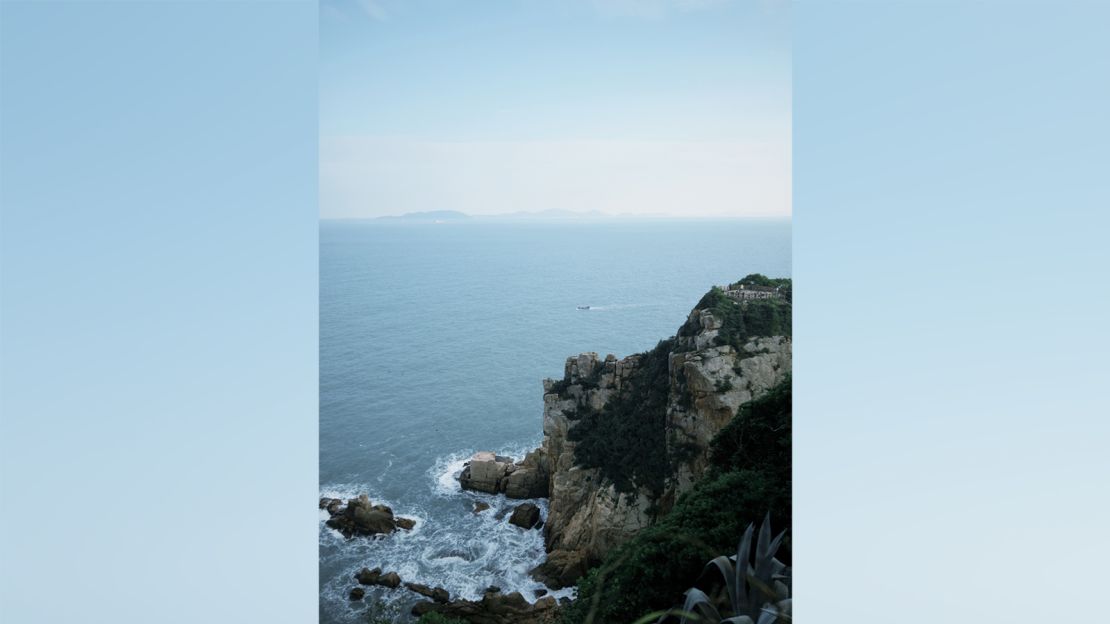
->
532;292;792;585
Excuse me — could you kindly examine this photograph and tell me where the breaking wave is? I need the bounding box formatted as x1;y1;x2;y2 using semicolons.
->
319;445;573;624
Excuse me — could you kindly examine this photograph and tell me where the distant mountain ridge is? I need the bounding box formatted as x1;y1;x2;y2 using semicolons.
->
376;210;470;221
376;209;608;220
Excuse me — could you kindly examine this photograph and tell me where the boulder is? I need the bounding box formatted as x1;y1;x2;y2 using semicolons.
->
508;503;542;530
349;587;365;601
356;567;380;585
460;450;552;499
405;582;450;604
473;501;491;514
355;567;401;588
459;452;512;494
322;494;406;538
350;506;395;534
395;517;416;530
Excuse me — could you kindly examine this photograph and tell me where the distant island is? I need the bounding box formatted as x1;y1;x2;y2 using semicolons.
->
376;210;471;221
373;209;683;221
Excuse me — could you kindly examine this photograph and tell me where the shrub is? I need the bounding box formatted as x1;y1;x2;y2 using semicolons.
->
563;380;792;624
709;376;791;477
568;339;673;495
561;470;790;624
651;515;792;624
681;283;792;350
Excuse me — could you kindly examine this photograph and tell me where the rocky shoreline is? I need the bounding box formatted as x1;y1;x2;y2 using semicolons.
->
324;285;791;622
453;295;792;595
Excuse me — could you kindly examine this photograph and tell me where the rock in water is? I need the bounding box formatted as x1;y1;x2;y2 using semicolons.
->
321;494;416;538
355;567;381;585
354;567;402;588
473;501;491;514
404;582;451;604
349;587;365;601
459;450;551;499
411;591;560;624
458;451;511;494
508;502;542;529
378;572;401;588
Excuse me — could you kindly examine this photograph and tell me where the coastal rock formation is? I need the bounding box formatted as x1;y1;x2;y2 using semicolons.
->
411;588;560;624
458;452;512;494
459;450;551;499
529;549;590;590
504;449;551;498
404;581;451;603
321;495;416;538
532;290;792;586
508;502;542;529
668;327;792;491
355;567;401;588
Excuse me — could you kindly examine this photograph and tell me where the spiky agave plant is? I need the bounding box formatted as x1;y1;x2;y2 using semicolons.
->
650;514;791;624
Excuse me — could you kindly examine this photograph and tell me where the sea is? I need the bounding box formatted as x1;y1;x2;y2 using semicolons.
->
319;218;791;623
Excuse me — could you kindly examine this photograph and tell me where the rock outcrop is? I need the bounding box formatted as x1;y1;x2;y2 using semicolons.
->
404;581;451;603
529;549;590;590
411;588;560;624
459;449;551;499
355;567;401;588
532;292;792;586
321;495;417;538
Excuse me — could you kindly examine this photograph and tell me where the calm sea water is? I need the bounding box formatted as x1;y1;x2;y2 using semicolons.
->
319;219;791;623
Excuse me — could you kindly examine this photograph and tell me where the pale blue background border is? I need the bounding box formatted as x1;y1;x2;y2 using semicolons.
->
1;1;318;623
795;1;1109;621
3;1;1109;623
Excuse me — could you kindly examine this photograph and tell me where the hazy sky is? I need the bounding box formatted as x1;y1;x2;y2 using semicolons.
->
320;0;790;218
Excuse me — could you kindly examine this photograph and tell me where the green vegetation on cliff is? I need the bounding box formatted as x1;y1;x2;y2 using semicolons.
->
565;277;790;499
562;377;792;624
567;338;673;496
682;279;792;355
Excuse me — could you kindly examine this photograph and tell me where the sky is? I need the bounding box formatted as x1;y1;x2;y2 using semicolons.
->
320;0;790;219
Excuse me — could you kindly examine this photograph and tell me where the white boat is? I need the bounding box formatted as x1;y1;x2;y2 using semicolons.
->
577;305;590;310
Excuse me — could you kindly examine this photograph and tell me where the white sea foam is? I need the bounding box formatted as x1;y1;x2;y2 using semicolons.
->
319;447;572;623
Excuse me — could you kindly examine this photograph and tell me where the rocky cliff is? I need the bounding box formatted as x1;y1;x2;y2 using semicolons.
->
456;281;792;590
534;285;792;586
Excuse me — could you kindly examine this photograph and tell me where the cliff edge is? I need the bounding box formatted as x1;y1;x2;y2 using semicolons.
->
529;278;792;587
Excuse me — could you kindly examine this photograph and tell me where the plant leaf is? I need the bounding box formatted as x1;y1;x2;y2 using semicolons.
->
703;555;738;609
734;523;754;615
755;513;771;565
680;588;722;624
753;529;786;597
